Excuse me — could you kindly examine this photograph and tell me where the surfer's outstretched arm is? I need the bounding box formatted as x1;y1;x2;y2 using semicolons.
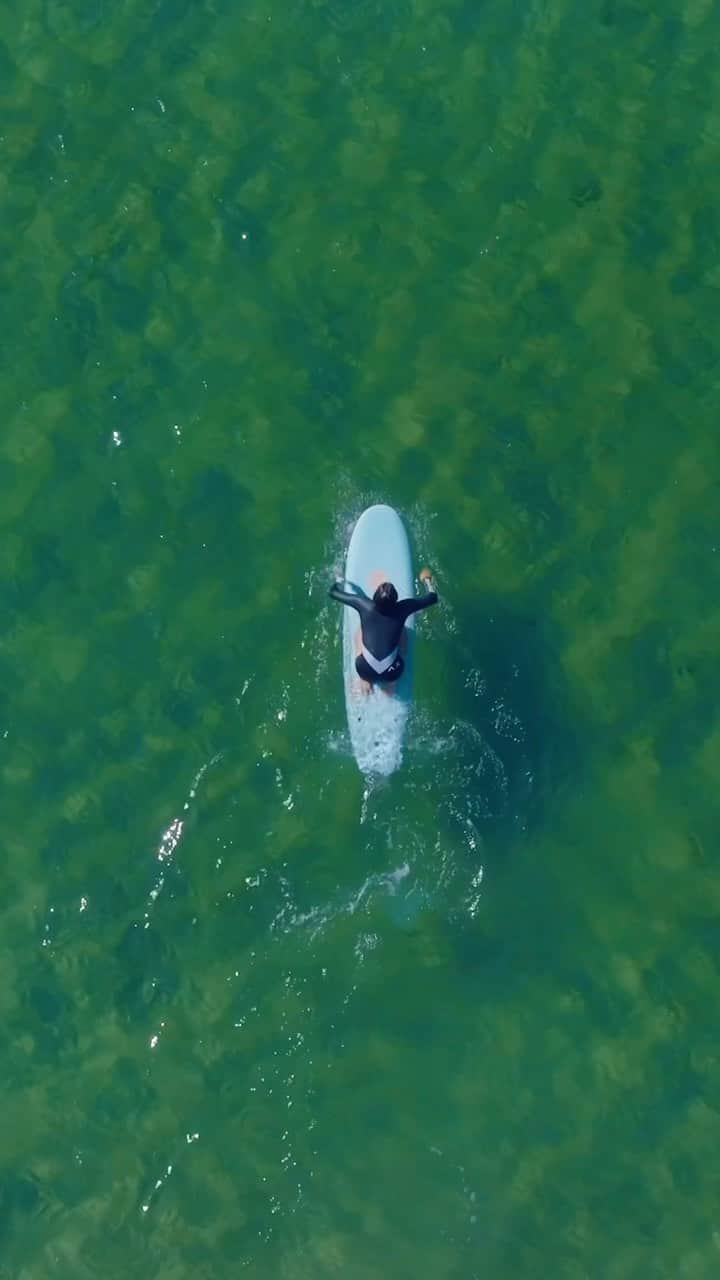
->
401;570;439;618
405;566;438;615
401;591;438;619
328;583;371;614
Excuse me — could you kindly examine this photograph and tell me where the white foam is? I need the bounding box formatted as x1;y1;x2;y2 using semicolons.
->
345;683;410;777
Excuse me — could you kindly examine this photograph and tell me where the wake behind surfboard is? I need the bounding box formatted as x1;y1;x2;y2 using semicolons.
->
341;504;415;777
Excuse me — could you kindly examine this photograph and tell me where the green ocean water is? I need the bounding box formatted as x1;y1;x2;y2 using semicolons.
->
2;0;720;1274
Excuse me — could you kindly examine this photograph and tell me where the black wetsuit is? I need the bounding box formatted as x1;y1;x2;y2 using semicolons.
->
329;583;438;683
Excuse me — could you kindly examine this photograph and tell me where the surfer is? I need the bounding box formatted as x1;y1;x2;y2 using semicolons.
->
329;568;438;693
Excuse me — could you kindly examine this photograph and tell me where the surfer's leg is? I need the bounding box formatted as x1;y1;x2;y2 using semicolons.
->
353;643;372;696
378;629;408;695
378;654;404;697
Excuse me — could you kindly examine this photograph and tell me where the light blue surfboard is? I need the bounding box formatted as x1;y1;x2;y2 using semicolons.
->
342;504;415;776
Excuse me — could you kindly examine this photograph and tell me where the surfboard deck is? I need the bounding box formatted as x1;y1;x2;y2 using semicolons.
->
342;504;414;776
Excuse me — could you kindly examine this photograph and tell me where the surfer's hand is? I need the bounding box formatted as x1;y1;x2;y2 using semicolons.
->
419;567;433;584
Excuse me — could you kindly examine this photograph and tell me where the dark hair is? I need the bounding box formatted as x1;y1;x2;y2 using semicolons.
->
373;581;398;611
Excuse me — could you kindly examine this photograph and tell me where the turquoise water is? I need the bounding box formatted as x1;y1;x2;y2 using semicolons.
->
2;0;720;1275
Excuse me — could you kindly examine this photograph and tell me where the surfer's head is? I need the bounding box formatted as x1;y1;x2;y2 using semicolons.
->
373;581;398;612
